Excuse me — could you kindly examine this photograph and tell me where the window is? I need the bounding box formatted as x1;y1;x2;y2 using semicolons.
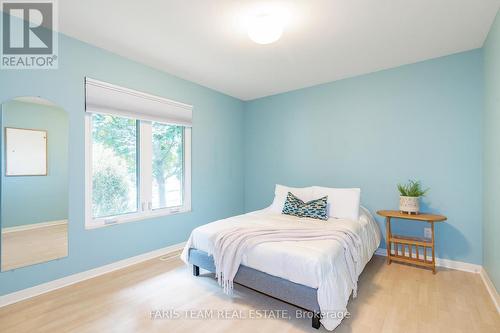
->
91;114;138;218
152;122;184;209
85;78;192;228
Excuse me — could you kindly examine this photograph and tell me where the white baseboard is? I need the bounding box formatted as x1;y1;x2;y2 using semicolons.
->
374;248;481;273
0;242;185;308
479;267;500;314
2;220;68;234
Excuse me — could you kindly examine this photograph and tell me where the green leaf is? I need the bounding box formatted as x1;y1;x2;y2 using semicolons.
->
397;180;429;197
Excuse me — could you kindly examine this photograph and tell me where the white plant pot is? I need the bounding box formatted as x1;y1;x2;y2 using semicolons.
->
399;196;420;214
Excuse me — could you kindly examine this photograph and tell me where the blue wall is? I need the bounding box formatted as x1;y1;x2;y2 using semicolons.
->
0;32;245;294
244;50;483;265
483;10;500;290
0;13;495;296
1;101;68;228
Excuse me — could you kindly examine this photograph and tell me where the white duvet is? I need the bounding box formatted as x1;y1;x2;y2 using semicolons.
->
181;207;381;330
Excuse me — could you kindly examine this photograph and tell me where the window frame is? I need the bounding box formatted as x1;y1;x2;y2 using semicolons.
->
84;114;192;229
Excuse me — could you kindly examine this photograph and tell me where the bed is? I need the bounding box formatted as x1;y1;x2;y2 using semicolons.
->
181;187;381;330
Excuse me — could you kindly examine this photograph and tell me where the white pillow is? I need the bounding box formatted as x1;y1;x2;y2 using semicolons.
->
312;186;361;221
269;184;314;213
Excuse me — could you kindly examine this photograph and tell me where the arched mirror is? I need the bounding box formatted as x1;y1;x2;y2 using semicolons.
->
1;97;68;271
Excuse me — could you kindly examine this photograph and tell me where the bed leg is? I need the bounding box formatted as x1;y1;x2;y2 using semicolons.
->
312;312;321;329
192;265;200;276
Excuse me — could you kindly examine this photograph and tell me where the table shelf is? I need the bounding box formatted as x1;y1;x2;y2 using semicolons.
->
377;210;447;274
390;234;432;247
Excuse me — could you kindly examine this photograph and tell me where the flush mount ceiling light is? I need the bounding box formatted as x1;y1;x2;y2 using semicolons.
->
247;11;285;45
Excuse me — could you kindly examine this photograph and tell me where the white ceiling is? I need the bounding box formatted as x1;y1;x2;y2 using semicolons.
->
58;0;500;100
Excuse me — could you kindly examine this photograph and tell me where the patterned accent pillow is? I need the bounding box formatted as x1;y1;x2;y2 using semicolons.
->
282;192;328;220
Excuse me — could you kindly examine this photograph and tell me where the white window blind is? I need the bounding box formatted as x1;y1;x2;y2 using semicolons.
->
85;77;193;127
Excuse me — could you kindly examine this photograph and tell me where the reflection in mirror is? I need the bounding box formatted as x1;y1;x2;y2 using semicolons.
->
1;97;68;271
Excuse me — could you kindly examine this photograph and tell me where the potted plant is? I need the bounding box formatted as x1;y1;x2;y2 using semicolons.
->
397;180;429;214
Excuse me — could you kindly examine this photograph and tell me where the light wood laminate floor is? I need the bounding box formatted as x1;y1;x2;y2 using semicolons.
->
0;255;498;333
2;223;68;271
1;224;68;271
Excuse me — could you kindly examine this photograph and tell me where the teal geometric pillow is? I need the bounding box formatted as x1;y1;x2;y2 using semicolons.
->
282;192;328;220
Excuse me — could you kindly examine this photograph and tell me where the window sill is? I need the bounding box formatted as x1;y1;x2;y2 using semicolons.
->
85;207;191;230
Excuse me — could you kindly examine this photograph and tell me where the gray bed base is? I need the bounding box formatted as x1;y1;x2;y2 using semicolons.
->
188;248;322;329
